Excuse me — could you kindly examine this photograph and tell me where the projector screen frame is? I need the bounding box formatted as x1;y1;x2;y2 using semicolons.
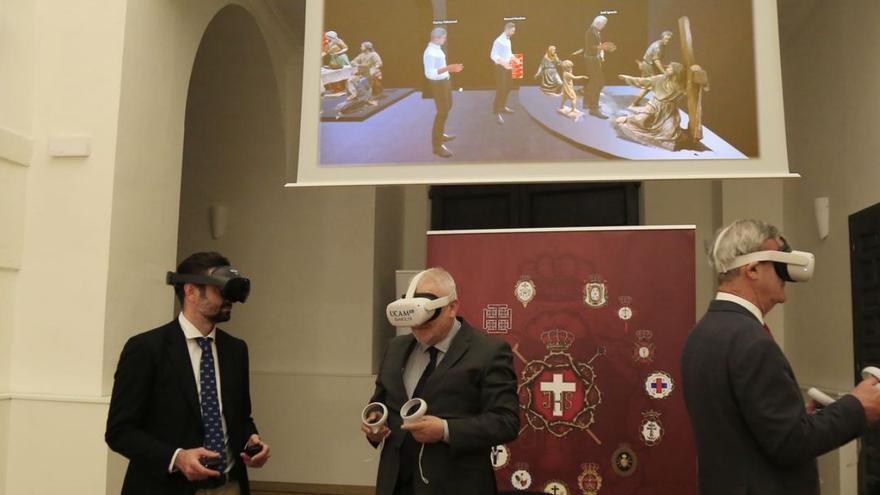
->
289;0;795;187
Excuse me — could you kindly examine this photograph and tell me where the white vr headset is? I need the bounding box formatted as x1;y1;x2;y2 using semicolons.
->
714;230;815;283
386;270;457;328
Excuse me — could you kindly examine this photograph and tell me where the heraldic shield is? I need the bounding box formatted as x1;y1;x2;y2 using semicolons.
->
519;329;605;439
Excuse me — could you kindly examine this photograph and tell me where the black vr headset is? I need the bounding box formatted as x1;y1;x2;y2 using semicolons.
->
166;266;251;303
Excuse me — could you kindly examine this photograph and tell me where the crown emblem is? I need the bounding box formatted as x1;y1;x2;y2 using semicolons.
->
635;329;653;341
540;329;575;352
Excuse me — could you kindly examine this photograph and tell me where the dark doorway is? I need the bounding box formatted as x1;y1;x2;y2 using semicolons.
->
430;182;640;230
850;202;880;494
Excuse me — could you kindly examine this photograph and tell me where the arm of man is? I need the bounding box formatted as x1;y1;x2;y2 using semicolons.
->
490;38;503;65
730;333;867;467
240;340;259;441
445;341;520;454
105;336;179;473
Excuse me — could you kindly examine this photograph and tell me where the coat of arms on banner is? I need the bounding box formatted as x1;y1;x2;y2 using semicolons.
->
644;371;674;399
617;296;633;333
577;463;603;495
490;444;511;470
543;480;570;495
518;329;605;441
483;304;512;335
583;276;608;309
514;277;536;308
640;410;664;446
632;329;655;364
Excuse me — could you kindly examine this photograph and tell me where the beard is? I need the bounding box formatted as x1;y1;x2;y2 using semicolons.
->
208;304;233;323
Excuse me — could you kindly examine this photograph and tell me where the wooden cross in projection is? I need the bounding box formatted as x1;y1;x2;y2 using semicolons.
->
678;16;710;143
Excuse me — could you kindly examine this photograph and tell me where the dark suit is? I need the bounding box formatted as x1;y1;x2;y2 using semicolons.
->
369;318;519;495
106;320;258;495
582;27;605;110
682;300;867;495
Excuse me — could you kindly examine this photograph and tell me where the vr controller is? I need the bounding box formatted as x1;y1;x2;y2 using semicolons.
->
361;402;389;434
807;366;880;407
401;398;428;424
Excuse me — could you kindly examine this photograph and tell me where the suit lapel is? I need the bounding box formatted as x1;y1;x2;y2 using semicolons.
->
391;336;417;401
422;322;472;395
166;322;201;420
215;330;233;420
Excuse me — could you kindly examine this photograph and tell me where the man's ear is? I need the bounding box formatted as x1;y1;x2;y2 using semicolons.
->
745;262;761;280
448;299;460;317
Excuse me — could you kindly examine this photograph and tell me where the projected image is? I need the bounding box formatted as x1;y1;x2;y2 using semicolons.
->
319;1;758;165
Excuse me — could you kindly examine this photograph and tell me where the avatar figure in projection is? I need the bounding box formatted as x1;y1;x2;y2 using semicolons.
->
322;31;350;69
347;41;383;100
572;15;617;119
490;22;517;125
534;45;564;96
558;60;589;119
631;31;674;108
614;62;687;150
423;27;464;159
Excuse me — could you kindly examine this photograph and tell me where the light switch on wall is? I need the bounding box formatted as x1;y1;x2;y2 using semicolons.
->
47;137;91;157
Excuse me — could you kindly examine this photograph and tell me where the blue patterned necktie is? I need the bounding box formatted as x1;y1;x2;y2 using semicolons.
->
196;337;226;475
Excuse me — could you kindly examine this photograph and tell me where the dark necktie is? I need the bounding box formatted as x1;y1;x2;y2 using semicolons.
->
413;347;439;399
196;337;226;475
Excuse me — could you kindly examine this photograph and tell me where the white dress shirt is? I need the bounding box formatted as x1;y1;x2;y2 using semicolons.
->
716;292;765;324
423;42;449;81
403;319;461;442
168;313;235;474
490;33;513;66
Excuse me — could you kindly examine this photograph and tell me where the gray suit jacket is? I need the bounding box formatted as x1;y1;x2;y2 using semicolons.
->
369;318;520;495
682;300;866;495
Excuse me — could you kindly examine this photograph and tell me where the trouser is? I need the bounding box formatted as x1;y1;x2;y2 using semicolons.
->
430;78;452;149
493;65;512;114
394;434;420;495
583;55;605;110
195;481;241;495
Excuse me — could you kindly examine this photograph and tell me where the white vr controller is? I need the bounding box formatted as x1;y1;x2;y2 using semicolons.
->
361;402;389;434
401;398;428;424
807;366;880;407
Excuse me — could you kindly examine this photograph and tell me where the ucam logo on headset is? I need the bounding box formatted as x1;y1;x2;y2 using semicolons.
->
386;270;457;328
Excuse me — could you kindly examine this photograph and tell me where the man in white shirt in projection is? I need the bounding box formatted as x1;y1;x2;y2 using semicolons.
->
490;22;516;125
423;27;463;159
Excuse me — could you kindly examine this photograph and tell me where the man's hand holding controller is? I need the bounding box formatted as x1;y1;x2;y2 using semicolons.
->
173;447;222;481
852;367;880;423
362;411;391;444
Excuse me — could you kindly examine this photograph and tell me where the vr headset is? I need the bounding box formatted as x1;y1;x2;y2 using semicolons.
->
715;235;815;283
166;266;251;303
386;270;457;328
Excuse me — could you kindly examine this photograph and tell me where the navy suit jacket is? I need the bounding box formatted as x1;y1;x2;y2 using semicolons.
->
682;300;866;495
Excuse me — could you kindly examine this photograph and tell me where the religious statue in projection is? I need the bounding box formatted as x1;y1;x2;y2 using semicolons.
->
535;45;564;96
558;60;589;119
631;30;674;108
322;31;350;69
614;63;688;150
347;41;384;100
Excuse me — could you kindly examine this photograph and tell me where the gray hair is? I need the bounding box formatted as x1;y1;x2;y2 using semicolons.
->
592;15;608;28
418;267;457;298
709;219;782;283
431;27;447;40
362;41;374;51
662;30;674;38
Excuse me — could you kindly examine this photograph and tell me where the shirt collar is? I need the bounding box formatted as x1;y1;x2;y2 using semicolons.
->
419;318;461;355
178;313;217;340
715;292;764;324
428;42;443;51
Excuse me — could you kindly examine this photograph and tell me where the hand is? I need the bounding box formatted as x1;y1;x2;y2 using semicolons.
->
805;399;819;414
401;415;445;444
173;448;222;481
852;376;880;423
361;411;391;444
241;434;271;468
448;63;464;73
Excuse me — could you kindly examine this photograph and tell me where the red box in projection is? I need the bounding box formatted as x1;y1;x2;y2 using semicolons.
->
511;53;524;79
427;227;697;495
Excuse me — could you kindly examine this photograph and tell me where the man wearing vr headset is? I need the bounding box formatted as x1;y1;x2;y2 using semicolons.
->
363;268;519;495
681;220;880;495
106;252;270;495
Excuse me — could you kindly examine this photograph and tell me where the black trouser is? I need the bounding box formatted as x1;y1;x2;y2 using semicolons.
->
583;55;605;110
430;78;452;149
493;65;512;114
394;435;420;495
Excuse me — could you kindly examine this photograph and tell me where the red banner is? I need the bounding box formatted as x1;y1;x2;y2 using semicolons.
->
427;227;697;495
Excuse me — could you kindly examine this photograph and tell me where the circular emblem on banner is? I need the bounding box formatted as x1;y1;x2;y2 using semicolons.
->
644;371;674;399
515;277;537;308
577;463;603;495
490;444;511;470
511;468;533;491
612;444;638;476
617;306;633;320
543;480;570;495
640;410;664;446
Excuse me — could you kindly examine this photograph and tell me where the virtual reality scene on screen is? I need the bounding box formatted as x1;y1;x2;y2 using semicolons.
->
318;0;758;165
